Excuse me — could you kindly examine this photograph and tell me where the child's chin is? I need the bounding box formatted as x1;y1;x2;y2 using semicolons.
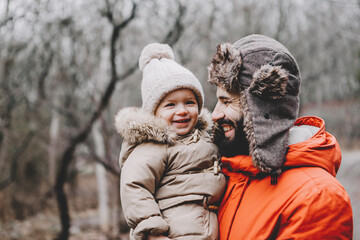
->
175;128;191;135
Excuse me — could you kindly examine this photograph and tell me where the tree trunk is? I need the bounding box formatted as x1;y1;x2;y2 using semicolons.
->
93;120;109;231
49;104;60;186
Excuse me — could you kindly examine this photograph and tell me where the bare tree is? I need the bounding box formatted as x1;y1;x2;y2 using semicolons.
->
53;3;138;239
0;1;360;239
93;119;110;231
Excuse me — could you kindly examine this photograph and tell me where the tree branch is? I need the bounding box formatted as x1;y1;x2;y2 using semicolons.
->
162;1;186;46
53;3;138;240
53;1;187;238
38;49;54;100
86;146;120;177
109;2;138;77
0;14;25;28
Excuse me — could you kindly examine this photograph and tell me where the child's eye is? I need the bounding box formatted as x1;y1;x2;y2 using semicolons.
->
186;101;196;105
165;103;175;107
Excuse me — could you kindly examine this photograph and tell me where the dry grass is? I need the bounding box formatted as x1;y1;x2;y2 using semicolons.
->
0;209;129;240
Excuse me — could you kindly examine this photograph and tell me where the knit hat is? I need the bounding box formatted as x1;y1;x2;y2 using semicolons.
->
139;43;204;114
208;34;301;173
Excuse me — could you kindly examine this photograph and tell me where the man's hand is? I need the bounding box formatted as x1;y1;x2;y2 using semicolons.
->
148;235;171;240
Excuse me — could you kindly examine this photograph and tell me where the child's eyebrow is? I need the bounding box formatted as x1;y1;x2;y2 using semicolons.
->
186;96;197;100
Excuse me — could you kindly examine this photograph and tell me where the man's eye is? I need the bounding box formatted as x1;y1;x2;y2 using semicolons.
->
223;101;230;105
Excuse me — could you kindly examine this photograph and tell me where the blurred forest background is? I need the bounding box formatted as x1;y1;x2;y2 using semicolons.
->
0;0;359;239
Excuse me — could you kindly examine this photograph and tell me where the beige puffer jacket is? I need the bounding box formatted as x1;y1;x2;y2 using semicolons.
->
115;107;226;240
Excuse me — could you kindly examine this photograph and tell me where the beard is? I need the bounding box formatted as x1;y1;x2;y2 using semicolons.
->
213;118;249;157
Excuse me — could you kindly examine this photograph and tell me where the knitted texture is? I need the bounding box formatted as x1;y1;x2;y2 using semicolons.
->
139;43;204;114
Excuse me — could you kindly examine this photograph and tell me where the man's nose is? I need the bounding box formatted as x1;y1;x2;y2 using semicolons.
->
212;104;224;122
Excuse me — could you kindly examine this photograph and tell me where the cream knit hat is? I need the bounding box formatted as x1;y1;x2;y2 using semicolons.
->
139;43;204;114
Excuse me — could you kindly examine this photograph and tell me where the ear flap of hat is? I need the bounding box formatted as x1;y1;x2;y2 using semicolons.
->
249;64;288;99
208;43;242;93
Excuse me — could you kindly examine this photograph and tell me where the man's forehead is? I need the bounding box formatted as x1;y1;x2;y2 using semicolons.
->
216;87;239;99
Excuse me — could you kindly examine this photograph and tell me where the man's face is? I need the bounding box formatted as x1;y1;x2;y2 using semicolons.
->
212;87;249;156
212;87;243;140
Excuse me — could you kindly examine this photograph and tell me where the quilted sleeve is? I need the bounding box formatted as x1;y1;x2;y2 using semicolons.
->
120;142;169;239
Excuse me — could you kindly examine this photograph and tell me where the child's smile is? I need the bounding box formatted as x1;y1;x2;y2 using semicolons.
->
155;89;199;135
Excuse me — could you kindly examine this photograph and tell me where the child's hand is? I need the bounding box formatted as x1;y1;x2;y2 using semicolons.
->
148;235;171;240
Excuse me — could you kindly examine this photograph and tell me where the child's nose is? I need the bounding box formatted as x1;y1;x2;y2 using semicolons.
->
176;105;188;115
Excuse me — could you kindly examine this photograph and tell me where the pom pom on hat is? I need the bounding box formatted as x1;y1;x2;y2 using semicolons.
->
139;43;175;72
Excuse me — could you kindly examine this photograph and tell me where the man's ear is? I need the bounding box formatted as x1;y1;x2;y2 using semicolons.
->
249;64;288;99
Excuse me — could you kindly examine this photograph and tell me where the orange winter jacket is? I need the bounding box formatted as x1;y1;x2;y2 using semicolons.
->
218;116;353;240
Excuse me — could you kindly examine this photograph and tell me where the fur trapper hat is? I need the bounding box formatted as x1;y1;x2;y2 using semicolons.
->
139;43;204;114
208;34;301;173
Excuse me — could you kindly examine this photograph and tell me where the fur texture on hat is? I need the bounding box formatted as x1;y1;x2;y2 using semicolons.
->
139;43;204;114
208;34;301;173
208;43;242;94
249;64;288;99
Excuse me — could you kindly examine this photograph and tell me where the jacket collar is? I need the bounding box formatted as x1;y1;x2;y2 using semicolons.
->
285;116;341;176
221;116;341;177
114;107;213;145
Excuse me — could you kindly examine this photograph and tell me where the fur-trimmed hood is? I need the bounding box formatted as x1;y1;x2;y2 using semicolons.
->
114;107;213;146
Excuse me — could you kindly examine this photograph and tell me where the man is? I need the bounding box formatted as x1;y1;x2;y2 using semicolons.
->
208;34;353;239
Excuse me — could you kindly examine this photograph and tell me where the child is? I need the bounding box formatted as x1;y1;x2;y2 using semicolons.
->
115;43;226;240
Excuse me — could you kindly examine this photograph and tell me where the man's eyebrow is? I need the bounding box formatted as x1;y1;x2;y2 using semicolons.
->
218;96;230;100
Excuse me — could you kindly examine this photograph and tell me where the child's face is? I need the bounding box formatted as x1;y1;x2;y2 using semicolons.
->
155;89;199;135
